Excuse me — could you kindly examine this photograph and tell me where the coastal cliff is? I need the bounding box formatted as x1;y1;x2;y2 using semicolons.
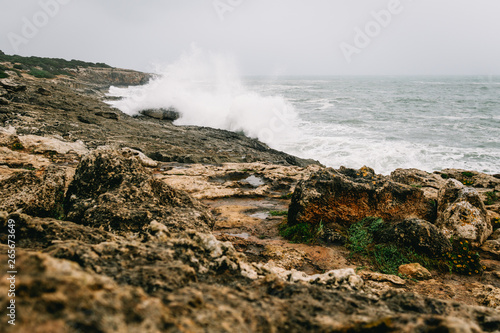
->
0;54;499;332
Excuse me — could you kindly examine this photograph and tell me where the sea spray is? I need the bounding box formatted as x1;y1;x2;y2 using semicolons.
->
108;46;299;147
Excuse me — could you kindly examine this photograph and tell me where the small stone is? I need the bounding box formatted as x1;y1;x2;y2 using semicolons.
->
398;263;432;280
0;97;9;105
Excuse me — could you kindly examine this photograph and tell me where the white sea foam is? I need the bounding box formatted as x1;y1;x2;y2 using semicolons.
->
109;53;500;175
108;46;299;147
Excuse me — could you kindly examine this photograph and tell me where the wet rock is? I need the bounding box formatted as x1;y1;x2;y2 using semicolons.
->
288;167;434;230
0;165;66;218
436;179;491;245
140;107;180;121
64;148;214;233
376;218;452;256
398;263;432;280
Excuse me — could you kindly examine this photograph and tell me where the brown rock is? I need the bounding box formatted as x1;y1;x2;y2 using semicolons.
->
64;148;214;233
288;166;434;230
0;165;66;218
398;263;432;280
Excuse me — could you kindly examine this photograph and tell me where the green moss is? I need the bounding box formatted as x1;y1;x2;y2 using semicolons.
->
0;70;8;78
269;210;288;217
484;191;498;205
462;179;474;186
279;220;323;244
461;171;474;178
346;217;435;275
440;173;449;179
373;244;409;275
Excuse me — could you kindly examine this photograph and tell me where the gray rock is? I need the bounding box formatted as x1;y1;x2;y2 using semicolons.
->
376;218;452;256
436;179;491;245
140;107;180;121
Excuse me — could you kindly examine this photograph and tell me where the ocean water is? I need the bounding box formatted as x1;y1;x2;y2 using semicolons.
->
243;76;500;174
108;51;499;175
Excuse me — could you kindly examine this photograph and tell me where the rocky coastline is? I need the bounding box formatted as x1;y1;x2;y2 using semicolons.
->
1;58;499;332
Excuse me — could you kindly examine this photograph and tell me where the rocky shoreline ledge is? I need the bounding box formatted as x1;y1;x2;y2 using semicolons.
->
1;60;499;332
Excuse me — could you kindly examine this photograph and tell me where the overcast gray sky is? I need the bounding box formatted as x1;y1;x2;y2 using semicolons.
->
1;0;499;75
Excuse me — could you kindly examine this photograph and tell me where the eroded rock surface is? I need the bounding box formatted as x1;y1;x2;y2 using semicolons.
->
64;148;214;233
288;166;434;230
437;179;491;245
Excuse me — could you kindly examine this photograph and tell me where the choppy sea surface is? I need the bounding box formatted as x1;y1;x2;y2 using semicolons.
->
109;72;500;175
243;76;500;174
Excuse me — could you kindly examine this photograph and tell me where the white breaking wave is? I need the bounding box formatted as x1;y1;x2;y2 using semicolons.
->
107;46;299;147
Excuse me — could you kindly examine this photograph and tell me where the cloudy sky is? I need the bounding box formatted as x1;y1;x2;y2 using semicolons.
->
1;0;499;75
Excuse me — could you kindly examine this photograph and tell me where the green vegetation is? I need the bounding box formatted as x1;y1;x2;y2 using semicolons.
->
280;192;293;199
484;191;498;205
11;142;24;151
28;68;55;79
346;217;482;276
346;217;425;275
0;51;111;79
445;239;484;275
373;244;410;275
0;64;8;78
440;173;450;179
493;218;500;231
279;220;324;244
347;217;383;256
462;179;474;186
461;171;474;178
269;210;288;217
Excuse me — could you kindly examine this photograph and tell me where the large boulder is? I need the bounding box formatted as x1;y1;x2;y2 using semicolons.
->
64;148;213;233
375;218;452;257
288;167;434;230
436;179;491;245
